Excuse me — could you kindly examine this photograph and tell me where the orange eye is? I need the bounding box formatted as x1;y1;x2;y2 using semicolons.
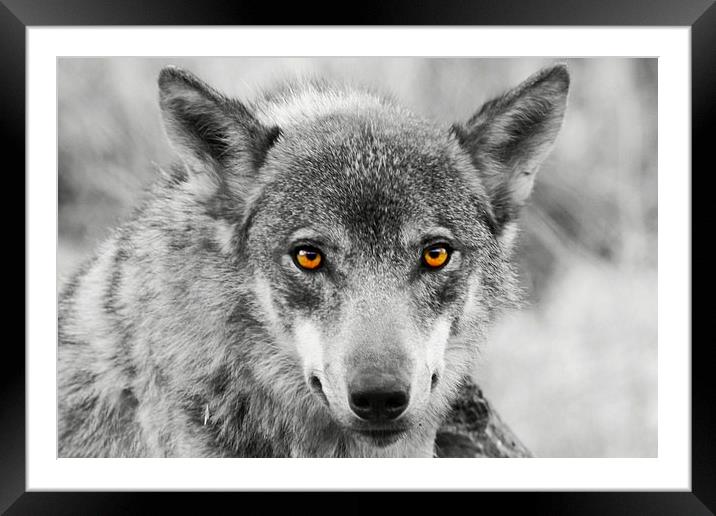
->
422;245;450;269
294;246;323;271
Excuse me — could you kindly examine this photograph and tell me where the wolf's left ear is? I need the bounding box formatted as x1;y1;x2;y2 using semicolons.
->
451;64;570;235
158;66;280;190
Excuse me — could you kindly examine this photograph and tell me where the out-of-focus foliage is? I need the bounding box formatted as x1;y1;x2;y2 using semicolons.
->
58;58;657;457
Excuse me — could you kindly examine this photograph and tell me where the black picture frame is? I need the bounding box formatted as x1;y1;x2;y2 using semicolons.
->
5;0;712;513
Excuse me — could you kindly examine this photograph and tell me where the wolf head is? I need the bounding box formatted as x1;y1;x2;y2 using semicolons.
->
157;65;569;452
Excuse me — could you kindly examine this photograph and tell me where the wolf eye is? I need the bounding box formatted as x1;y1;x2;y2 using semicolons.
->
422;244;451;269
293;246;324;271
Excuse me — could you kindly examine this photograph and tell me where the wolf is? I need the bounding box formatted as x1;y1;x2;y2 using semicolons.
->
58;63;569;457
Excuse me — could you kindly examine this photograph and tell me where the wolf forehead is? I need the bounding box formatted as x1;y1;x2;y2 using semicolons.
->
247;83;496;244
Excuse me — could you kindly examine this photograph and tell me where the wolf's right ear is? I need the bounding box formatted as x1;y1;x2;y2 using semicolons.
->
158;66;280;189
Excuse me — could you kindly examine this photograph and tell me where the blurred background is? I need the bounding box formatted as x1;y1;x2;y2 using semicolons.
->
57;58;657;457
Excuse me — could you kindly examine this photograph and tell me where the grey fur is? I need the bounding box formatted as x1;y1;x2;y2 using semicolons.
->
58;64;569;457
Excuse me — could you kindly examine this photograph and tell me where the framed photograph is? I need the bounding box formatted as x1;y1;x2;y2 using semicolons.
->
6;0;712;512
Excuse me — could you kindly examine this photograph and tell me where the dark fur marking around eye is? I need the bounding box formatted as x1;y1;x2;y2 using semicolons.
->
282;279;324;313
433;276;463;308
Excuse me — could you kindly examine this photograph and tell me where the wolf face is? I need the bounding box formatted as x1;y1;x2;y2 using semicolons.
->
147;65;569;456
240;109;507;448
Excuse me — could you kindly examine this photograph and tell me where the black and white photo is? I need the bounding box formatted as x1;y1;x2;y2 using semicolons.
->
57;57;657;459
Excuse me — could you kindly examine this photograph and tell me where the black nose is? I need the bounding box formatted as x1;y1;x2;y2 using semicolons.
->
349;389;409;421
348;373;410;421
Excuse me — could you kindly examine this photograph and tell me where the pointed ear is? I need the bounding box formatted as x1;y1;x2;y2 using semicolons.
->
452;64;570;233
158;66;280;188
